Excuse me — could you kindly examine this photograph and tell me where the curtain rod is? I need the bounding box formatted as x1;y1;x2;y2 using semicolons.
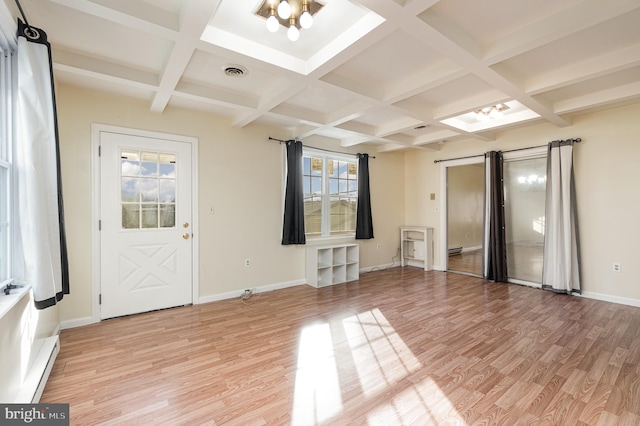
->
433;137;581;164
15;0;31;28
268;137;375;158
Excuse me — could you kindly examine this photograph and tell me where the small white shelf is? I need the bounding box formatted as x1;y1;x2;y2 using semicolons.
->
307;244;359;287
401;226;433;271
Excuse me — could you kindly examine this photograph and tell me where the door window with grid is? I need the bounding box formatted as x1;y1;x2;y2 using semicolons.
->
121;149;177;229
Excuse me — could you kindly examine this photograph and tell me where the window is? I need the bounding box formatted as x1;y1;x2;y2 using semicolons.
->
303;149;357;238
0;50;12;284
120;149;177;229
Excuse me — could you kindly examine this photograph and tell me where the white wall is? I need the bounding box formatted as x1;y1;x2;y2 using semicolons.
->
0;292;59;402
404;102;640;305
56;85;405;323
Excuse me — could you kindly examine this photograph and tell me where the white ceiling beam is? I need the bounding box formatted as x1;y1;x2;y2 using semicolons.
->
48;0;179;39
150;0;220;113
359;0;571;128
554;81;640;114
173;81;258;110
483;0;640;65
526;43;640;95
413;129;460;146
52;48;158;89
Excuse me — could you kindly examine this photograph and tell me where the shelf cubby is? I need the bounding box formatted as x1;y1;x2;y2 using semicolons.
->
306;243;359;287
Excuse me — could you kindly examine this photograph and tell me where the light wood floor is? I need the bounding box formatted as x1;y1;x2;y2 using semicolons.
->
42;268;640;425
448;250;483;276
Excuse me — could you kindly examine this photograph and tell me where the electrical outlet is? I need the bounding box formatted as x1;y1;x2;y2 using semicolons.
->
244;258;251;267
376;244;381;250
612;262;621;273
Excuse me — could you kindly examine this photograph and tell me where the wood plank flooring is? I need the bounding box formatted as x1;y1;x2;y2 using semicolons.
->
447;249;483;276
41;268;640;425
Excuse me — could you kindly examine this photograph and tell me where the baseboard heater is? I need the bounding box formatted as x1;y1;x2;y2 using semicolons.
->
15;335;60;403
448;247;463;256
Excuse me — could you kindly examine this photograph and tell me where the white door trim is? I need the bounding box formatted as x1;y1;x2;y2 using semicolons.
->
91;124;199;324
438;156;484;272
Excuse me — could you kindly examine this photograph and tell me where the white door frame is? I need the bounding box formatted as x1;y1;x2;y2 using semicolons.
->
438;156;484;272
91;124;199;324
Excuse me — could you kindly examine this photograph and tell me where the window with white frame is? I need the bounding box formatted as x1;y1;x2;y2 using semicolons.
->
303;149;358;238
0;50;11;285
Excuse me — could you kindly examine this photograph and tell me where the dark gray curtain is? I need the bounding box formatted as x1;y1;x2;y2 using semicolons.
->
16;20;69;309
483;151;508;282
281;140;306;245
355;153;374;239
542;139;581;294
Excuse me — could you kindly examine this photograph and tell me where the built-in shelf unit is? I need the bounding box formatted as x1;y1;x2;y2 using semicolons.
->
401;226;434;271
306;243;359;287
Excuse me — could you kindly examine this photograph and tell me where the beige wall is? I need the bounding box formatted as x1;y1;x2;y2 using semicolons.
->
56;85;405;323
404;102;640;303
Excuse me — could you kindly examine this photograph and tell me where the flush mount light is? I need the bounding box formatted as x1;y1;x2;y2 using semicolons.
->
256;0;324;41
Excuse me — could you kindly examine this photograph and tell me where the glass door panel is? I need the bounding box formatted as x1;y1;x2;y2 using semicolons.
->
503;157;546;283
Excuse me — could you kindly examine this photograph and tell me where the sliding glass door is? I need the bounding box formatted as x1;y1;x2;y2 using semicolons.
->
503;157;546;283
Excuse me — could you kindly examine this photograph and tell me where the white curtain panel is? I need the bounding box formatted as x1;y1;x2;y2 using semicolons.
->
15;22;67;308
542;140;581;293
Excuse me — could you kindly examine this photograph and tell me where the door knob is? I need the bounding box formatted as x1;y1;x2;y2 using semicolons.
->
182;233;190;239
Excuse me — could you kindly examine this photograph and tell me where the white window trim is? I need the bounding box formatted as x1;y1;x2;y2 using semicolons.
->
303;147;358;241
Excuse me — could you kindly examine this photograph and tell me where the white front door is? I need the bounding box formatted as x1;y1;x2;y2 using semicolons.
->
100;131;193;319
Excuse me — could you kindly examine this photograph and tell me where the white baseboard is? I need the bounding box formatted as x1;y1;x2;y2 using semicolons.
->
15;335;59;403
359;263;399;273
60;316;96;330
462;245;482;253
579;291;640;308
198;279;306;304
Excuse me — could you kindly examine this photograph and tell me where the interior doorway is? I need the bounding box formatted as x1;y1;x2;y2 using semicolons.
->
446;163;484;276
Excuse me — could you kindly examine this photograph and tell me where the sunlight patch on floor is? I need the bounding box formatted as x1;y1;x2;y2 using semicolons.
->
367;377;468;426
342;308;421;397
291;323;342;425
291;308;464;425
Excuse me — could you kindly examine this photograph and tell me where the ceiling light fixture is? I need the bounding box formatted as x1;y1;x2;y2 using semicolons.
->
277;0;292;19
474;103;510;122
256;0;324;41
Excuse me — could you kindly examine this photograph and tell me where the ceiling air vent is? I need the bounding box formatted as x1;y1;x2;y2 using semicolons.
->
222;65;248;78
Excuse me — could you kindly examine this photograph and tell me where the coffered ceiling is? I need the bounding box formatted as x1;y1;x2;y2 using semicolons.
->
14;0;640;151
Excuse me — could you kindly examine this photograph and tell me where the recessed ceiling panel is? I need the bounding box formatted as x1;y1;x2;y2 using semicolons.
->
497;9;640;79
353;107;416;128
281;85;355;115
29;0;172;73
202;0;384;73
326;30;448;90
425;0;582;46
181;49;280;97
407;74;503;106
